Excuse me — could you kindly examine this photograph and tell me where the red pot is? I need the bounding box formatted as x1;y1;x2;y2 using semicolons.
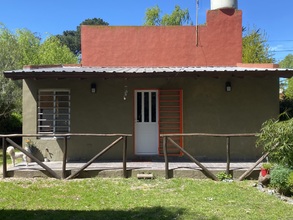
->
261;168;269;177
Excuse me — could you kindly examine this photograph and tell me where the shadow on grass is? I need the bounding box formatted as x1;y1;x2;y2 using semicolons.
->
0;206;220;220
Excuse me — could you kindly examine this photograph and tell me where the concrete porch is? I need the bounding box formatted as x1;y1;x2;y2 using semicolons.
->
3;161;261;180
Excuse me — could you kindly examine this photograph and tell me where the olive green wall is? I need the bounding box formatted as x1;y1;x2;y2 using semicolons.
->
22;75;279;162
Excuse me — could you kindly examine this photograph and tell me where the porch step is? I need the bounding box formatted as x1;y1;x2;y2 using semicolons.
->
5;162;261;180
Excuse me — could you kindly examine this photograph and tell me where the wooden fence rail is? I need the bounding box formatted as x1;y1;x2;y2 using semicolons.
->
2;132;270;181
160;133;262;180
1;133;132;179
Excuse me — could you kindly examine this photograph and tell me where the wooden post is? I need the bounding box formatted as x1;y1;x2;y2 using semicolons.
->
226;137;231;175
123;136;128;178
2;137;7;178
62;136;68;179
163;136;169;179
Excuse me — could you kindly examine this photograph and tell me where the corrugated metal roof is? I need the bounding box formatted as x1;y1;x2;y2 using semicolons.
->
4;66;293;80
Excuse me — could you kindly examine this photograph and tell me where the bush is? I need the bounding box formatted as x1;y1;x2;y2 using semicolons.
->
0;112;22;145
279;98;293;121
0;112;22;134
256;118;293;168
287;172;293;195
270;165;292;196
216;172;232;181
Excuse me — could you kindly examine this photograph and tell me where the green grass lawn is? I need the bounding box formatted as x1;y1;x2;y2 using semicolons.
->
0;178;292;220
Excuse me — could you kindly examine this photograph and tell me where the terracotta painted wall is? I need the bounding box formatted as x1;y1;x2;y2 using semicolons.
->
81;9;242;67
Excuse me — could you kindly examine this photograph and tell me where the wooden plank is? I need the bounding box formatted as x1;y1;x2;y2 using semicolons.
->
2;138;7;178
226;137;231;175
66;136;123;180
0;133;132;138
162;136;169;179
238;143;278;181
6;138;61;179
123;136;128;178
238;151;270;181
62;136;68;179
167;137;219;181
160;133;257;138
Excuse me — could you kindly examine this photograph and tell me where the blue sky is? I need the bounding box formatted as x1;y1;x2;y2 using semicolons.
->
1;0;292;62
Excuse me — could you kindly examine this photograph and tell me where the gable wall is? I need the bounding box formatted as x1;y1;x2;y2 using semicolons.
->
81;9;242;67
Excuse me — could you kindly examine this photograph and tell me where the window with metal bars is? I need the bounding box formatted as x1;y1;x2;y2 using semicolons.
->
38;90;70;135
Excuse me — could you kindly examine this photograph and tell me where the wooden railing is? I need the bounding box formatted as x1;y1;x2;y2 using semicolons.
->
1;133;131;179
161;133;260;181
2;132;269;181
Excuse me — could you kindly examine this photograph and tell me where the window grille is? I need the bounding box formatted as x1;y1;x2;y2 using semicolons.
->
38;90;70;135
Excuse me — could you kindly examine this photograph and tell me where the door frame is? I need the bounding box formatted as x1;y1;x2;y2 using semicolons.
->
134;89;159;155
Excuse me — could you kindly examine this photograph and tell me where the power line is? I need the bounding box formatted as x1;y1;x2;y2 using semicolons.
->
268;40;293;42
272;50;293;53
271;49;293;52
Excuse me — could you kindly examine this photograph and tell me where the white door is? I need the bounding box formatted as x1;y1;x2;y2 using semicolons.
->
135;90;159;155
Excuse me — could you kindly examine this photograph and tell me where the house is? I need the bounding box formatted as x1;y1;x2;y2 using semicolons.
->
4;0;293;162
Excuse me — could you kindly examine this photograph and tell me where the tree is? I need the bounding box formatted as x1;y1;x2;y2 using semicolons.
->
279;54;293;69
56;18;109;55
144;5;191;26
16;29;41;67
38;36;78;65
279;54;293;113
0;26;22;118
279;54;293;99
0;25;78;134
242;27;275;63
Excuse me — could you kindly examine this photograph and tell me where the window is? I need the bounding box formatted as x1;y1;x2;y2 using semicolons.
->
38;90;70;135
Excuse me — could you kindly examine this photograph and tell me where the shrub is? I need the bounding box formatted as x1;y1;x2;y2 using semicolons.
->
256;118;293;168
0;112;22;134
216;172;232;181
279;98;293;121
261;163;273;169
270;164;292;196
287;172;293;194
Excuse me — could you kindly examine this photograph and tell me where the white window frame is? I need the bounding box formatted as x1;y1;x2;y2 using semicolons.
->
37;89;70;137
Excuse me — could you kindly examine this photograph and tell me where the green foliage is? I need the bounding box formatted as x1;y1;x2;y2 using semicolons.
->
0;25;20;71
0;24;78;127
288;172;293;194
242;27;275;63
284;78;293;100
216;172;232;181
144;5;161;26
270;165;292;196
56;18;109;55
261;163;273;169
0;112;22;133
16;29;41;66
280;54;293;69
256;118;293;168
279;98;293;121
38;36;78;65
280;54;293;99
0;74;21;117
144;5;191;26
